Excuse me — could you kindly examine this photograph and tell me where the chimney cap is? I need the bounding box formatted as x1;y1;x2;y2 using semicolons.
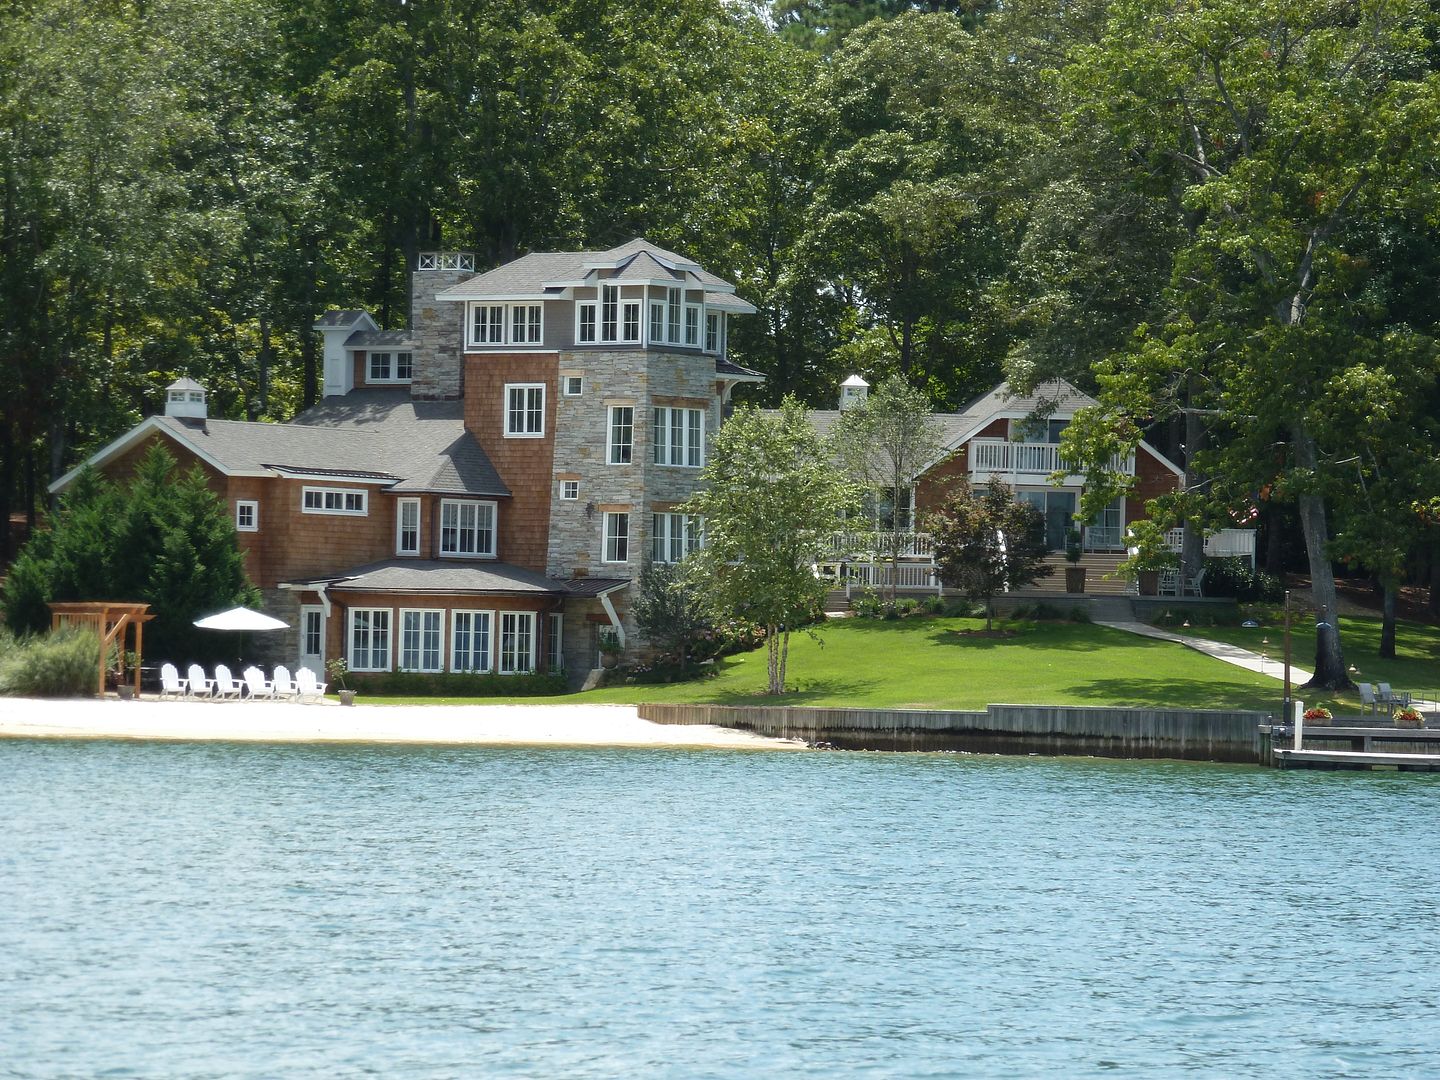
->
416;252;476;272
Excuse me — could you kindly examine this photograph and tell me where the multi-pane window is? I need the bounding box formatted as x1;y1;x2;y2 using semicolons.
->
652;407;704;467
603;512;630;563
399;610;444;672
499;611;535;674
649;301;665;343
601;285;619;343
577;302;597;343
369;352;413;382
609;406;634;465
505;384;545;437
235;501;258;532
451;610;493;673
547;613;564;672
302;609;323;660
512;305;542;344
440;500;496;557
396;498;420;555
684;305;701;347
561;479;580;501
652;513;703;563
350;608;391;671
302;487;367;515
705;312;722;354
622;300;642;342
666;288;682;343
472;304;505;344
563;376;584;396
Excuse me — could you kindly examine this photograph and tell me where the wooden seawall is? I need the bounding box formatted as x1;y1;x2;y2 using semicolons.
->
639;703;1272;763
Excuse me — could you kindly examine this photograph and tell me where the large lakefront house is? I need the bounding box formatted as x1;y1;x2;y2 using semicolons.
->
51;240;762;680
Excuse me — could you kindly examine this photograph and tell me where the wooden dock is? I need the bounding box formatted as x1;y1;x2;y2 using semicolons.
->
1265;723;1440;771
1274;748;1440;771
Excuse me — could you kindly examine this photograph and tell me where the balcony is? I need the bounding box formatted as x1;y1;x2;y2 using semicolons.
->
969;438;1134;484
1165;528;1257;564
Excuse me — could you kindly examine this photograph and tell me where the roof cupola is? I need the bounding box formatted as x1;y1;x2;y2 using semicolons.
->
839;374;870;411
164;377;208;420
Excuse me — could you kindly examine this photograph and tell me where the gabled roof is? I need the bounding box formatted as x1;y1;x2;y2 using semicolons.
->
281;559;629;598
50;389;510;498
433;238;744;301
344;329;416;348
313;309;373;329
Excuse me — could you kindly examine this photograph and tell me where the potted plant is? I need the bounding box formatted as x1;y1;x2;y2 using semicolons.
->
1121;520;1178;596
1064;526;1086;593
1302;706;1333;727
1394;706;1425;729
327;657;357;706
597;628;623;668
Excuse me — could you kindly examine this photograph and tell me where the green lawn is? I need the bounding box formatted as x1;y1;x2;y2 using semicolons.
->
1174;614;1440;714
365;615;1291;712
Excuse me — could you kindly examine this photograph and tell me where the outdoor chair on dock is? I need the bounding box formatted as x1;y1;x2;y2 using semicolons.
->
159;663;188;700
295;667;327;703
243;666;276;699
186;664;215;698
1359;683;1380;715
1181;568;1206;597
1378;683;1411;716
271;665;299;700
212;665;243;700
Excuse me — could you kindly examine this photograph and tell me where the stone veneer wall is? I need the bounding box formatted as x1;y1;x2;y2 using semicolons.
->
548;348;722;656
410;262;472;400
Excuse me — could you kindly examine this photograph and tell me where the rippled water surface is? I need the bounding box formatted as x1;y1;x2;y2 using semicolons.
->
3;740;1438;1078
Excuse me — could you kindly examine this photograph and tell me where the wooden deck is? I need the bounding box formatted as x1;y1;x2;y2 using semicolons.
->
1274;748;1440;771
1266;723;1440;770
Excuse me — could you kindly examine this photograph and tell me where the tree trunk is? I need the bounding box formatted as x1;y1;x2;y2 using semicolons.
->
767;625;779;695
1378;581;1397;659
257;315;271;417
1263;503;1286;576
1293;430;1353;690
779;629;790;694
1180;398;1206;581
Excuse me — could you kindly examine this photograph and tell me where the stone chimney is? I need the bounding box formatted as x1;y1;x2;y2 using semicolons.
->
164;377;208;420
410;252;475;401
839;374;870;411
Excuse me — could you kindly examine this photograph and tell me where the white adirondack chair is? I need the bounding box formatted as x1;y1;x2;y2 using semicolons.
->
186;663;215;698
159;663;188;699
295;666;327;703
213;664;243;700
271;665;298;699
243;666;275;699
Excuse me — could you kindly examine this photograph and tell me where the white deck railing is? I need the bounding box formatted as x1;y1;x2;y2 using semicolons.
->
826;531;934;559
837;562;942;595
969;438;1135;478
1165;528;1257;564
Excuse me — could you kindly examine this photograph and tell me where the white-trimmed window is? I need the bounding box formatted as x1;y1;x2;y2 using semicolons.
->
621;299;642;343
705;312;723;354
349;608;391;672
561;479;580;501
577;301;597;344
649;301;665;344
609;406;634;465
603;512;630;563
396;498;420;555
302;487;367;515
652;513;703;563
505;384;545;437
652;407;705;467
563;376;584;397
666;288;682;343
368;352;413;382
399;609;444;672
601;284;620;343
235;501;258;532
499;611;535;674
511;304;542;344
684;304;702;347
547;613;564;672
472;304;505;345
452;610;493;672
440;500;496;557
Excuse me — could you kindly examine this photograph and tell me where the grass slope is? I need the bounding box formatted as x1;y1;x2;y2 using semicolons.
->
371;616;1287;712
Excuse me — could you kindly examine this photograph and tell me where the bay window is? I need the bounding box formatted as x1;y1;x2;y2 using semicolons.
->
440;500;496;557
652;407;704;467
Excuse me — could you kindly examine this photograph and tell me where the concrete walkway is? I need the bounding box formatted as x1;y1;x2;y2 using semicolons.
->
1097;620;1314;683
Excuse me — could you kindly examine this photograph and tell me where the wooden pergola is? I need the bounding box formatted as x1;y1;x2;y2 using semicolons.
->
48;601;155;697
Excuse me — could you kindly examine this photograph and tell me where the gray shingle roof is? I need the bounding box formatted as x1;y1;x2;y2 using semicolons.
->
434;238;741;300
153;389;509;496
314;309;369;328
716;357;766;380
344;329;417;348
303;559;567;596
562;576;631;597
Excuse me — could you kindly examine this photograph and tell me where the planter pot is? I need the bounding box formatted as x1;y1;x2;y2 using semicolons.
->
1137;570;1160;596
338;689;358;707
601;653;620;670
1395;717;1423;729
1065;566;1087;594
1306;715;1332;726
116;684;135;701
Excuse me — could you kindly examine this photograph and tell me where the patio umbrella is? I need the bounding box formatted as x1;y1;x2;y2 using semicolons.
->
193;607;290;668
193;607;289;632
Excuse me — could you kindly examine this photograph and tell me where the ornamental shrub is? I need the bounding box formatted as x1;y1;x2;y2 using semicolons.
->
0;628;101;697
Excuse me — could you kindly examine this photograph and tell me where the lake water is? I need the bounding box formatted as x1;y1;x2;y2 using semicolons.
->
3;740;1438;1078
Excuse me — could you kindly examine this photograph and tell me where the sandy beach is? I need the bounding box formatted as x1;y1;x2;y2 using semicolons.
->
0;696;805;750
